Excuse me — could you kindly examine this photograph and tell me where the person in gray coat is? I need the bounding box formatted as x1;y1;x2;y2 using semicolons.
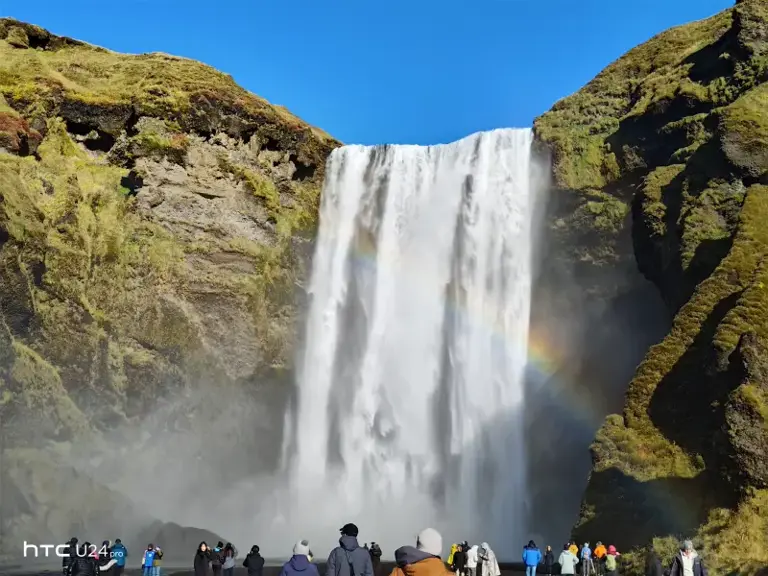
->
326;524;373;576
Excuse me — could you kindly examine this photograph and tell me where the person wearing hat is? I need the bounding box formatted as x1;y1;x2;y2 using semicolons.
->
604;546;619;575
280;540;320;576
326;523;373;576
668;540;707;576
389;528;452;576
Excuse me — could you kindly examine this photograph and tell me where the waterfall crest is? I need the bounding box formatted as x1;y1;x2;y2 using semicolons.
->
284;128;537;555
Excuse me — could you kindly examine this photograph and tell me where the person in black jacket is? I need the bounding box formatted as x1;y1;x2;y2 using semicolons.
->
644;546;663;576
243;545;265;576
453;544;467;576
67;544;99;576
543;546;555;576
369;542;382;576
63;538;79;575
194;542;212;576
668;541;706;576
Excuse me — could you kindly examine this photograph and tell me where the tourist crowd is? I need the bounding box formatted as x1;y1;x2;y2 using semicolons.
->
59;524;709;576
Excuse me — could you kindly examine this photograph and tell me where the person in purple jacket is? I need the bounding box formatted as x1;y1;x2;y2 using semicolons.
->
279;540;320;576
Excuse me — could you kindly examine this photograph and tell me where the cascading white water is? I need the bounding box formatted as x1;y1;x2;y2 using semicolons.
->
283;128;536;556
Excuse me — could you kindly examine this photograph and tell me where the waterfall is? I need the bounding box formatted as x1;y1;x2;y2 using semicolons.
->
283;128;536;557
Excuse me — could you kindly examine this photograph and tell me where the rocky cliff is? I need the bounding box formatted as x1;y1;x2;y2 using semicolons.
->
0;18;340;554
534;0;768;573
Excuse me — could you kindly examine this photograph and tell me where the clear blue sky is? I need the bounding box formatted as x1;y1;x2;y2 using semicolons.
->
4;0;733;146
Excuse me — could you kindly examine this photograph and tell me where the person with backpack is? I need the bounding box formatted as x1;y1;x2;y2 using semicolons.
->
222;543;238;576
593;543;606;576
326;523;373;576
604;546;619;575
281;540;320;576
244;545;265;576
522;541;542;576
211;542;225;576
580;543;593;576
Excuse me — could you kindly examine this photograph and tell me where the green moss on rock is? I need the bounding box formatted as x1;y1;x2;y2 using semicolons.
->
538;1;768;568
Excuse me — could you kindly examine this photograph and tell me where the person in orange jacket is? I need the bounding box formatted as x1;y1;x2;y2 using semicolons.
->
593;542;607;576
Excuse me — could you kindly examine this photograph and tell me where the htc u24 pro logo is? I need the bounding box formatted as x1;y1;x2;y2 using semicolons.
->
23;542;123;558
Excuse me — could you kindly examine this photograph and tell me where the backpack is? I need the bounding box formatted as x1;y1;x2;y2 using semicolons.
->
212;549;223;567
605;555;617;571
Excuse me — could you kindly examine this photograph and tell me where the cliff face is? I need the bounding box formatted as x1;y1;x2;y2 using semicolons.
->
0;19;340;551
534;1;768;572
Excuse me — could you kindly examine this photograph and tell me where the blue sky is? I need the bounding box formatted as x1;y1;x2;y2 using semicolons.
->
4;0;733;145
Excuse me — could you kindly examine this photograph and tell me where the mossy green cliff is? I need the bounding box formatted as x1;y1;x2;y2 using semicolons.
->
534;0;768;573
0;18;340;549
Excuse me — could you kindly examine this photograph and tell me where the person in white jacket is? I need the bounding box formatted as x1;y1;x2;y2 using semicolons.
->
478;543;500;576
558;545;579;576
465;545;478;576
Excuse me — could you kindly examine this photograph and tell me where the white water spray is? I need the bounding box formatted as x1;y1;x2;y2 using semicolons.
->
281;128;537;557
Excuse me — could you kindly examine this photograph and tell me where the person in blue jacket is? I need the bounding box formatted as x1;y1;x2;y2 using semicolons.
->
522;541;542;576
141;544;156;576
111;540;127;576
279;540;319;576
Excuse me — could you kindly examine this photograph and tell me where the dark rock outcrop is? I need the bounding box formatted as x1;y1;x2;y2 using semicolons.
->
534;1;768;573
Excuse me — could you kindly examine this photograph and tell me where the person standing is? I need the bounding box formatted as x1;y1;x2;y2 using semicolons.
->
593;543;606;576
112;540;127;576
542;546;555;576
668;540;707;576
580;543;593;576
644;545;663;576
388;528;452;576
194;542;212;576
465;544;478;576
558;545;579;576
478;544;500;576
453;544;466;576
280;541;320;576
141;545;157;576
244;545;265;576
370;542;382;576
326;523;373;576
211;542;224;576
222;543;238;576
522;541;542;576
152;545;164;576
603;546;619;576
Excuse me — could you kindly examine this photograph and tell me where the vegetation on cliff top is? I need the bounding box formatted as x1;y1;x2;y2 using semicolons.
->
536;1;768;572
0;19;339;449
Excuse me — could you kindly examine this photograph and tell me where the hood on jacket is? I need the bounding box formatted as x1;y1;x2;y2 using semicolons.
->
395;546;437;567
289;555;312;571
340;536;360;552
